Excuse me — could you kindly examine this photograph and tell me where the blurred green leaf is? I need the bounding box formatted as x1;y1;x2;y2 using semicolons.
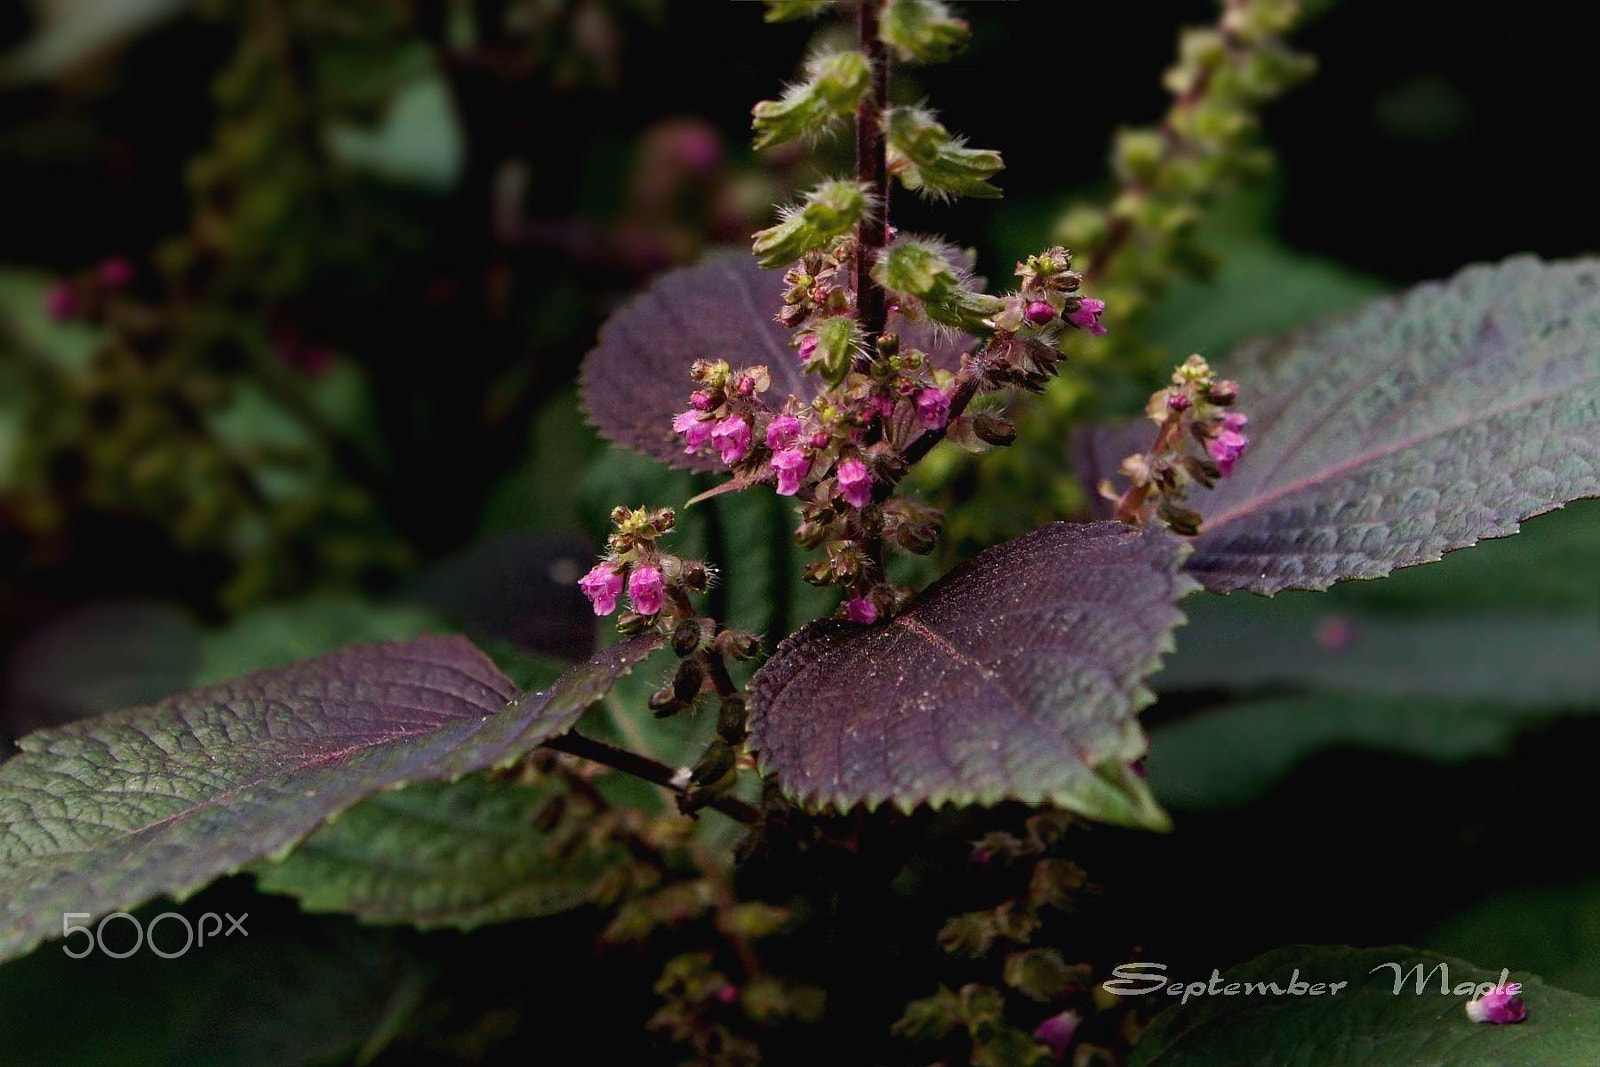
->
1425;877;1600;998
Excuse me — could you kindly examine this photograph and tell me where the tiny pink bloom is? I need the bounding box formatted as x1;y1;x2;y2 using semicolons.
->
914;387;951;429
714;983;740;1005
1206;418;1249;477
836;458;873;508
735;374;756;397
44;283;77;322
1130;758;1147;778
798;334;819;364
578;563;624;616
766;413;803;451
1466;987;1527;1025
1315;614;1355;652
1167;392;1191;413
690;390;714;411
770;447;811;495
1025;300;1056;326
844;597;878;624
1222;411;1249;433
710;416;752;464
674;410;713;454
99;256;134;288
1065;297;1107;335
807;431;829;449
1033;1010;1080;1059
628;564;665;616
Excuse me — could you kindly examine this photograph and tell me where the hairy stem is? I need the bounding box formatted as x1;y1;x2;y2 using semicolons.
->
853;0;890;348
543;731;761;825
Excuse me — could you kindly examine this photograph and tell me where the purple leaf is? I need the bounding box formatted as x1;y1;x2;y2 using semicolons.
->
580;251;972;471
0;632;661;963
1078;257;1600;594
748;521;1192;827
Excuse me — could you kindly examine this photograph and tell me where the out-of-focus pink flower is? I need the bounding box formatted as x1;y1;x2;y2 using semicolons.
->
914;387;951;429
44;284;77;322
836;458;872;508
1466;987;1527;1025
771;448;811;496
628;564;665;616
766;413;803;451
1032;1010;1080;1059
710;416;752;464
99;257;134;288
674;410;714;454
1065;297;1107;335
798;334;819;365
579;563;624;616
844;597;878;624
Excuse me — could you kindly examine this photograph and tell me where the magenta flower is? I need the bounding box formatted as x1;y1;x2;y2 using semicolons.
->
1025;300;1056;326
1466;987;1527;1025
628;564;665;616
710;416;752;464
914;387;951;429
1065;296;1107;335
690;390;714;411
766;413;803;451
843;597;878;624
798;333;819;365
1032;1010;1080;1059
44;284;77;322
1206;412;1249;476
674;410;714;454
771;448;811;496
99;257;134;288
1167;392;1191;413
578;563;624;616
836;458;873;508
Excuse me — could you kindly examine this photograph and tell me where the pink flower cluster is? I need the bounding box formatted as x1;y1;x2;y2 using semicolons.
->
579;561;666;617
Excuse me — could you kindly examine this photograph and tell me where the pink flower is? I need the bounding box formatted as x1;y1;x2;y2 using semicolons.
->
798;334;819;365
1032;1010;1080;1059
914;387;951;429
1206;412;1249;476
1065;297;1107;335
766;413;803;451
1167;392;1191;413
99;257;134;288
1024;300;1056;326
628;564;665;616
714;983;740;1006
771;448;811;496
1466;987;1527;1025
674;410;713;454
690;390;714;411
844;597;878;624
710;416;752;464
578;563;624;616
836;458;873;508
44;284;77;322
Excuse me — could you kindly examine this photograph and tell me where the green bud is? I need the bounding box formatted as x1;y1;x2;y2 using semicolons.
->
873;239;1004;331
762;0;833;23
808;314;862;383
880;0;970;63
885;106;1003;200
752;50;872;150
751;180;869;269
690;738;738;787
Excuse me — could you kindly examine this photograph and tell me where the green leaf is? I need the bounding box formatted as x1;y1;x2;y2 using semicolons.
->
1424;876;1600;999
1082;257;1600;593
0;632;661;963
252;774;622;928
748;522;1192;827
1129;945;1600;1066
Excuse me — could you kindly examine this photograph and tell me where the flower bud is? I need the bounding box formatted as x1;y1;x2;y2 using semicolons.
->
1466;988;1527;1025
672;658;706;702
717;695;749;742
1024;300;1056;326
1207;379;1238;405
1167;392;1192;413
681;559;710;593
973;412;1017;446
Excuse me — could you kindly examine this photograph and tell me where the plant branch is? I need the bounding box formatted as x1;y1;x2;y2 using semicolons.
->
853;0;890;350
543;730;761;825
